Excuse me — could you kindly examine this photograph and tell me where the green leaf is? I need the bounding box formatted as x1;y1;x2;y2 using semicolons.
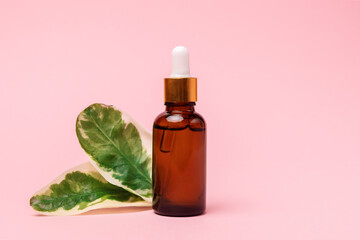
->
76;103;152;202
30;162;150;215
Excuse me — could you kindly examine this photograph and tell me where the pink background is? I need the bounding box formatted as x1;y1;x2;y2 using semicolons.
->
1;0;360;239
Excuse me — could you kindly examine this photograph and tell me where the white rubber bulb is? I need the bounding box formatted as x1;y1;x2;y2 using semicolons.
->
170;46;191;78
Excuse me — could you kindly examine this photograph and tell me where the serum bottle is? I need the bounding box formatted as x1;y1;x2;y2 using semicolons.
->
152;46;206;216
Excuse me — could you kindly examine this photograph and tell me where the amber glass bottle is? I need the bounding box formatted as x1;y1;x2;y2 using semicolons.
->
152;46;206;217
152;102;206;216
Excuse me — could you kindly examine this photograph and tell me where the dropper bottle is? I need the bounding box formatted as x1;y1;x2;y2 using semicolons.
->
152;46;206;217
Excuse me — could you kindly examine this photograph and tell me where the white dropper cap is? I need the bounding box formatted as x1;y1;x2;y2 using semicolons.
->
170;46;191;78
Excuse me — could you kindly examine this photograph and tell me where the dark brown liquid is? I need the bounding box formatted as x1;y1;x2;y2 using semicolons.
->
152;102;206;217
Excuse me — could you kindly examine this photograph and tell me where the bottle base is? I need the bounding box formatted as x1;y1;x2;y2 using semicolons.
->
153;205;205;217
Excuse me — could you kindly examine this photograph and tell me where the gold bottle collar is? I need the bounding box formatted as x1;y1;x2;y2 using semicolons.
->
164;77;197;103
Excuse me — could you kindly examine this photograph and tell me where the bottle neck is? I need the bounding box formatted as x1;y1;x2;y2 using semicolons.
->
165;102;195;112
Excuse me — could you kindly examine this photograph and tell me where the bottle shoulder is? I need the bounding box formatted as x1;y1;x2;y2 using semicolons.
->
153;110;206;131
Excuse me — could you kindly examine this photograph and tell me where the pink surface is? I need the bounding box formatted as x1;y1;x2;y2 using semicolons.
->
1;0;360;239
